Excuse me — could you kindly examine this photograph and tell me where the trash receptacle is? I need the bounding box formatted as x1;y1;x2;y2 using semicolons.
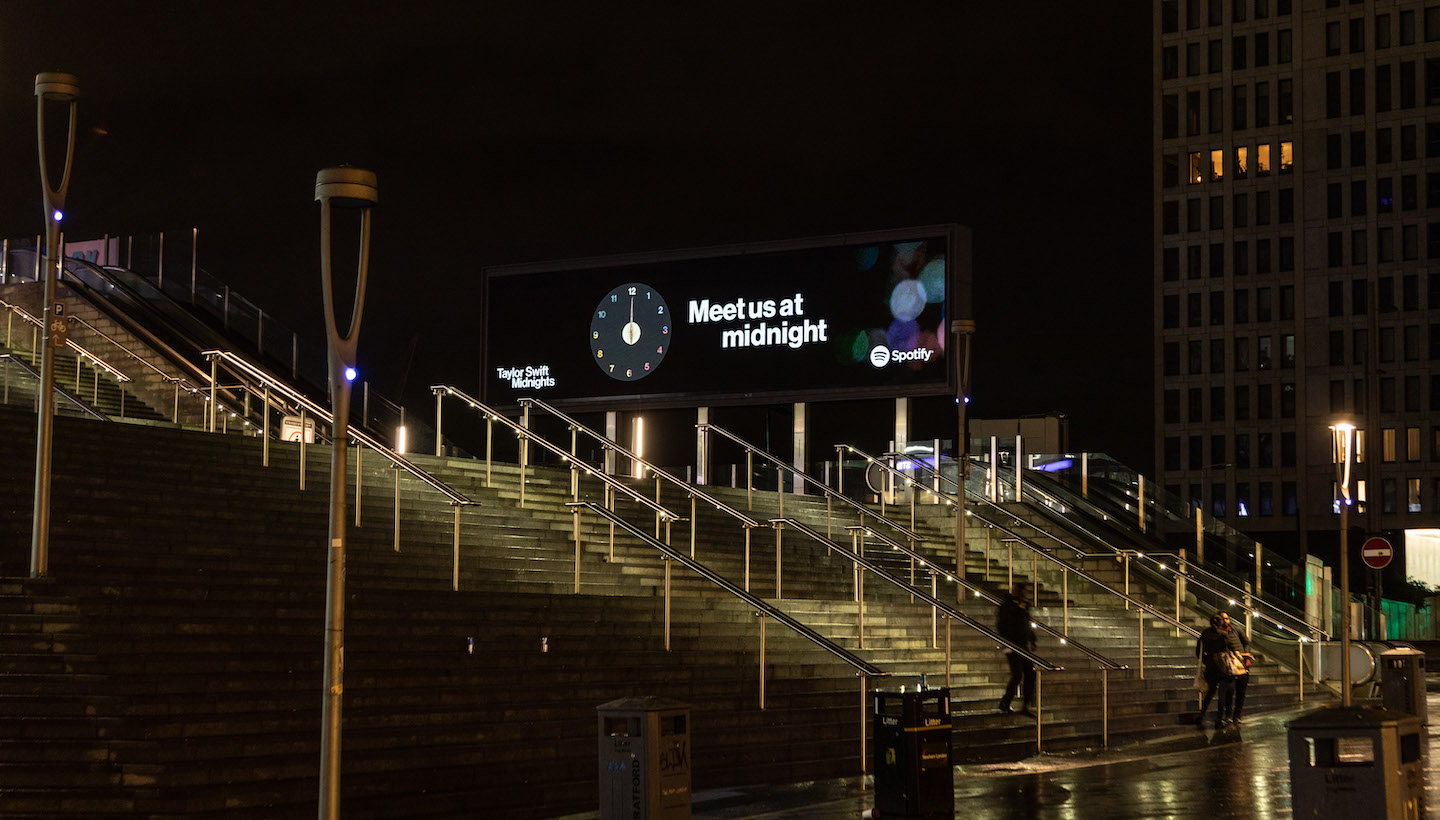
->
1287;706;1423;819
1380;648;1428;724
598;697;691;820
872;687;953;819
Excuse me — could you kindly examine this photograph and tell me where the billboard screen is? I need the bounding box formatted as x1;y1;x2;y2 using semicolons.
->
481;226;964;409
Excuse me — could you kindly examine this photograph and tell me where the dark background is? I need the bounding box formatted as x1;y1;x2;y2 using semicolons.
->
0;2;1154;469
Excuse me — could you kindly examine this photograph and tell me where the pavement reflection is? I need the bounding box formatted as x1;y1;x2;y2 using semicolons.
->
685;691;1440;820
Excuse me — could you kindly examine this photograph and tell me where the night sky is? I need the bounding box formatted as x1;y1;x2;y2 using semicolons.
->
0;2;1154;469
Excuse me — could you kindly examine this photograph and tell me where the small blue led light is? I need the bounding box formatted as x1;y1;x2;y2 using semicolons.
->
344;367;357;382
52;210;64;222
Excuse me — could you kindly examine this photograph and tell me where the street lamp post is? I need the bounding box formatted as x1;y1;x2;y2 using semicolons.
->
952;318;975;597
1330;421;1356;707
31;72;80;579
315;167;377;819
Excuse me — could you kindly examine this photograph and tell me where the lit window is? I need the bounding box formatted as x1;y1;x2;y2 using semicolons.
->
1355;429;1366;463
1257;143;1272;175
1279;140;1293;172
1410;478;1423;512
1235;146;1249;176
1189;152;1204;184
1383;428;1397;462
1210;149;1225;180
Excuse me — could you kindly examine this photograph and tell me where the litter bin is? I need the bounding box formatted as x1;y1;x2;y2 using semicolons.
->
598;697;691;820
1380;648;1428;724
872;687;953;819
1287;706;1423;819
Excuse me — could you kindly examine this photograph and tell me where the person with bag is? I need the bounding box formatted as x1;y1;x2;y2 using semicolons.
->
1194;611;1251;728
1231;624;1253;724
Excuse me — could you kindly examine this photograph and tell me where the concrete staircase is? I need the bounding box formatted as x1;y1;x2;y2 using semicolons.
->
0;406;1332;817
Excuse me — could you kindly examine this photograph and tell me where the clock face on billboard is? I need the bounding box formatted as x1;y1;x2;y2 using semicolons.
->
589;283;671;381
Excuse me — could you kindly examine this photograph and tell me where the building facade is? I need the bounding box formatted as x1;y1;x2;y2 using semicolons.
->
1154;0;1440;569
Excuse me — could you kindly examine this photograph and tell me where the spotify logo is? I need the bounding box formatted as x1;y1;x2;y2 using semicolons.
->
869;345;891;367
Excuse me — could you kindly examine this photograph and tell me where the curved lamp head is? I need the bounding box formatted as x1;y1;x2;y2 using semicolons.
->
314;167;378;209
34;73;80;102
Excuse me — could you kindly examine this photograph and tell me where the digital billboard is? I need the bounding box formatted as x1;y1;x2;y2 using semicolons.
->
481;226;968;409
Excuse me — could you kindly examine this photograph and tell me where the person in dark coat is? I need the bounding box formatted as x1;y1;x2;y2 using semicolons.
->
997;582;1038;715
1195;611;1250;728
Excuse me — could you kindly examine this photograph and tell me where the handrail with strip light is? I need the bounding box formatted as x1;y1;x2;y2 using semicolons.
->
1;297;131;383
1;353;108;421
698;423;923;544
429;385;675;521
848;523;1125;670
778;518;1059;670
887;452;1325;644
206;350;471;506
519;397;764;530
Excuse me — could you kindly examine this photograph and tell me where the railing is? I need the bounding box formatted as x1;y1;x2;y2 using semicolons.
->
0;354;108;421
517;397;767;577
571;502;884;777
202;352;479;589
781;517;1094;753
698;423;924;546
430;386;684;591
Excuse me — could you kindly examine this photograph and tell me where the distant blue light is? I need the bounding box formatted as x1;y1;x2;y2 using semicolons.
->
1037;459;1073;473
52;210;63;222
955;396;971;405
344;367;357;382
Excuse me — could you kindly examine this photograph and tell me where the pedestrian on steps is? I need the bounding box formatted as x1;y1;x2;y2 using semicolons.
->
997;582;1038;716
1195;611;1251;729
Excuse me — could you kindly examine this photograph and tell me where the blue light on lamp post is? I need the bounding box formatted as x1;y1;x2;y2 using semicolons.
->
314;166;377;819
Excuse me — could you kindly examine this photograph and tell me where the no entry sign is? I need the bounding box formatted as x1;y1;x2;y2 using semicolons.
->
1361;536;1393;570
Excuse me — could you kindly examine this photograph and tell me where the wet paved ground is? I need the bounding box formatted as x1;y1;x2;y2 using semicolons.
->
681;692;1440;819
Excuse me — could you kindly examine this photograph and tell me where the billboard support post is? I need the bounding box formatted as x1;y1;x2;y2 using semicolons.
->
952;318;975;597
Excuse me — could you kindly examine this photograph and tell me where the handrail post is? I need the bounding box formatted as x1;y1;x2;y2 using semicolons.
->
1138;610;1145;679
663;557;672;650
1102;668;1109;748
1176;548;1186;638
1299;639;1305;701
485;413;493;487
392;463;400;552
944;617;952;688
261;383;270;467
744;524;751;592
354;444;362;527
299;408;307;490
451;505;460;591
573;472;583;594
777;464;784;517
690;495;697;558
774;521;784;600
434;389;443;457
1138;474;1146;532
1062;568;1069;634
930;572;938;648
835;445;844;495
857;534;865;648
1034;669;1042;754
758;613;767;710
1244;580;1254;639
859;678;868;780
747;451;754;510
517;430;527;508
1124;552;1130;608
208;354;218;432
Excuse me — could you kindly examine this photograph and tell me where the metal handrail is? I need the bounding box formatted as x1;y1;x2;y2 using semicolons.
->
877;451;1324;643
979;462;1325;641
520;398;764;530
572;502;885;677
1117;548;1328;641
206;351;472;506
1;297;131;383
848;524;1125;670
963;498;1201;639
0;353;109;421
778;517;1059;671
429;385;674;520
698;423;923;544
